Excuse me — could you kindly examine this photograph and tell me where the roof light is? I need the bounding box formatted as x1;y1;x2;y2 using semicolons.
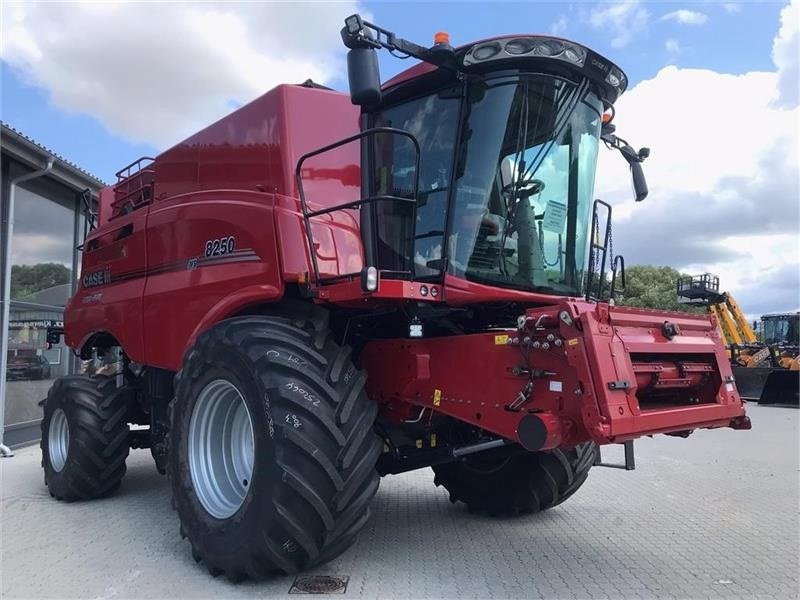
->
534;40;564;57
563;46;585;64
605;67;626;90
462;36;587;68
433;31;450;45
472;42;501;60
345;14;363;35
505;38;534;55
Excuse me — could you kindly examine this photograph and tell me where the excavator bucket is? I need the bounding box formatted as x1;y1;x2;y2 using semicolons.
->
731;365;772;400
759;369;800;406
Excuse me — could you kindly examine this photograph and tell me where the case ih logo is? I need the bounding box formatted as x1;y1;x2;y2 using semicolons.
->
82;267;111;289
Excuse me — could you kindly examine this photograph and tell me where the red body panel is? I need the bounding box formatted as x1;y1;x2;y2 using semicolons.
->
141;190;283;370
67;84;362;369
66;209;149;362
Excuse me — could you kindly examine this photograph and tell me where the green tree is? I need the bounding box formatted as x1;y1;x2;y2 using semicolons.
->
619;265;701;313
10;263;72;299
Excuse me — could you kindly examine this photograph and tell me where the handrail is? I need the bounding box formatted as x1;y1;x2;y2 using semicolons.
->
115;156;155;181
609;255;625;300
111;156;156;219
585;199;612;302
295;127;421;287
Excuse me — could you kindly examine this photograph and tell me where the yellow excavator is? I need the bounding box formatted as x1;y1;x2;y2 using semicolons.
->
677;274;799;405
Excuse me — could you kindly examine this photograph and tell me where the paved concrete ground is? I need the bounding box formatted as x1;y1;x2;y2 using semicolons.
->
2;403;798;599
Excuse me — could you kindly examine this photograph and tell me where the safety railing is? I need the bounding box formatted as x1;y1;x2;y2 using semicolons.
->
586;199;612;301
112;156;155;219
295;127;421;286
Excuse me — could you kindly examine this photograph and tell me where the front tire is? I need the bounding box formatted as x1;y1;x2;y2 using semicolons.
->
41;375;131;501
170;311;381;580
433;442;596;515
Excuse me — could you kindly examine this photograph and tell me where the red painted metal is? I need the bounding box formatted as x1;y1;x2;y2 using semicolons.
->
363;300;746;449
67;83;363;370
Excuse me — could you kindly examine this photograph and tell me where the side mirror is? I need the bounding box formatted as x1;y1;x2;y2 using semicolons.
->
630;161;648;202
347;48;382;107
619;144;649;202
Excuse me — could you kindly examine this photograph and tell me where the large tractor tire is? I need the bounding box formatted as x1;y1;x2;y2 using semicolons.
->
170;310;381;581
433;442;596;516
41;375;131;501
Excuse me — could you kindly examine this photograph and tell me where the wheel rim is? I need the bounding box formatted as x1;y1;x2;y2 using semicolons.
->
48;408;69;472
188;379;255;519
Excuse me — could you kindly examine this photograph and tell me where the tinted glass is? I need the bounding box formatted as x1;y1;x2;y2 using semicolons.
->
371;92;459;277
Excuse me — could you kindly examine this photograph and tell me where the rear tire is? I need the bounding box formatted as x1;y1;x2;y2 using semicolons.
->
41;375;131;501
170;309;381;580
433;442;596;515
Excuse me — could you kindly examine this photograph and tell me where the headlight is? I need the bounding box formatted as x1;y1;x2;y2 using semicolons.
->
505;38;534;55
605;66;626;92
472;42;501;61
534;40;564;57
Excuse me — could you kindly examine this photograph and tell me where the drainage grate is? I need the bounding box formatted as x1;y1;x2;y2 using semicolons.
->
289;575;349;594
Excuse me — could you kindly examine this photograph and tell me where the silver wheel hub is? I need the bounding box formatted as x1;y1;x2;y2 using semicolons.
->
48;408;69;472
188;379;255;519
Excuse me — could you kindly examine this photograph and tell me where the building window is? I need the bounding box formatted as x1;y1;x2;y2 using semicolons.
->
5;181;76;434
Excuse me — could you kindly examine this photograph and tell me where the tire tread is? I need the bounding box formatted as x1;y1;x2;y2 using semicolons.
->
171;306;380;580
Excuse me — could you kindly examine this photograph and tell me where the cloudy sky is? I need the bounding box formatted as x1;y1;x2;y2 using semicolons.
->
2;0;798;317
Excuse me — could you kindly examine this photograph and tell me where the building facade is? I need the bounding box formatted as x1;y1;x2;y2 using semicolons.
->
1;122;105;448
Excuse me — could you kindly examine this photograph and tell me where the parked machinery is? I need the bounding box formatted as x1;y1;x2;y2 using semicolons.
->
42;17;748;580
677;274;799;405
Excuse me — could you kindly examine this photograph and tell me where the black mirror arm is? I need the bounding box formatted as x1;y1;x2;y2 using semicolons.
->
602;132;650;202
602;132;648;165
341;14;459;70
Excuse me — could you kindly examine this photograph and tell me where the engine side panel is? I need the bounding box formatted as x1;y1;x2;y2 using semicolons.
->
65;209;149;361
142;190;284;371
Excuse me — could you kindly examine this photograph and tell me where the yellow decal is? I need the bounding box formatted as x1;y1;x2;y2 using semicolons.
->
415;439;423;449
430;433;437;448
568;338;579;346
494;334;509;345
433;389;442;406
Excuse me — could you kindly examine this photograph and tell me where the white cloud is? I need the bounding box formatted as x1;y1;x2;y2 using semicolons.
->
588;1;650;48
594;45;799;316
661;9;709;25
665;38;681;54
772;0;799;107
722;3;742;13
550;15;568;36
1;2;363;148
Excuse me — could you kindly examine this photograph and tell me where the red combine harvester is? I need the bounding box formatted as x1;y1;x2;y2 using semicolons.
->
42;16;749;580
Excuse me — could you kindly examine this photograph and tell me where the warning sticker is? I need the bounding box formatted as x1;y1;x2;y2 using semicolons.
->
549;381;563;392
433;389;442;406
494;334;510;345
542;200;567;233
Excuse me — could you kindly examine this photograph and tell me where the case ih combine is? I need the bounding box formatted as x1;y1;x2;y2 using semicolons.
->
42;16;749;580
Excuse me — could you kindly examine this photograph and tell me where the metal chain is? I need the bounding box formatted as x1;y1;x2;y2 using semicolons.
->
608;217;614;265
